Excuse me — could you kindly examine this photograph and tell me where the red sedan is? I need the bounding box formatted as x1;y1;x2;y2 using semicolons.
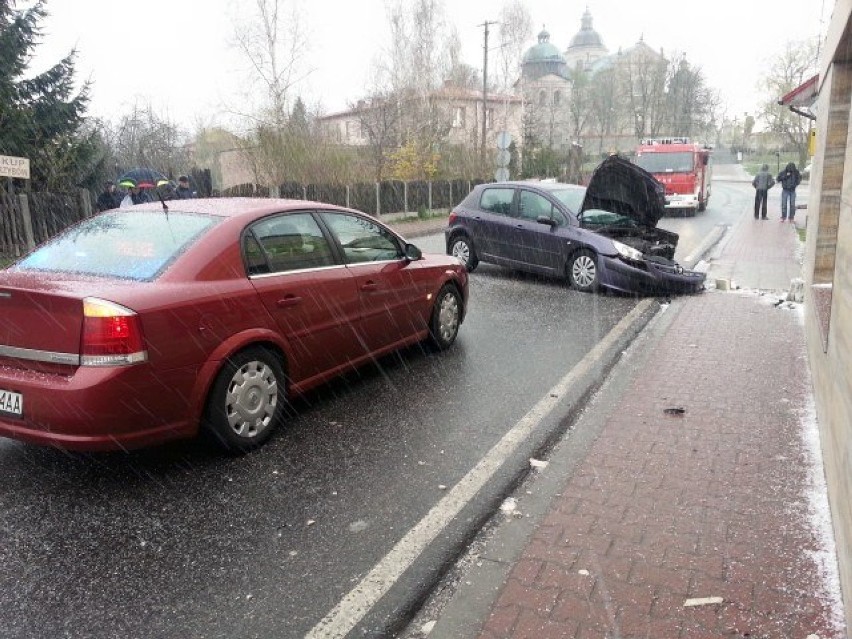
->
0;199;468;452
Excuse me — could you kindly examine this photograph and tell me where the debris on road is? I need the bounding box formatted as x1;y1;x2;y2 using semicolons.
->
683;596;723;607
664;407;686;415
529;458;548;470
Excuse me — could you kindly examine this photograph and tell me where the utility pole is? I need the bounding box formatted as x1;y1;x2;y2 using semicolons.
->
480;20;498;169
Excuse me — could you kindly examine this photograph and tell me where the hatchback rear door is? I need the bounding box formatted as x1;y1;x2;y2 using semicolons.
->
473;186;518;262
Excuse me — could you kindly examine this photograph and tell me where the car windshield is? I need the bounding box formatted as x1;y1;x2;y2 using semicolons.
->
549;187;586;213
16;210;219;280
635;152;694;173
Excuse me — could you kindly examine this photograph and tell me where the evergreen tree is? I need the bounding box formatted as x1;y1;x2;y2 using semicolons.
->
0;0;101;190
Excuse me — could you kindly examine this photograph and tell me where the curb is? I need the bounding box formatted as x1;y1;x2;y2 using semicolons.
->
348;299;661;638
413;297;678;639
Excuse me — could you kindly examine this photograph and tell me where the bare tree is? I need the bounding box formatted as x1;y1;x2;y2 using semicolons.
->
619;44;669;138
232;0;309;128
105;102;191;177
496;1;533;91
230;0;317;188
356;92;401;182
569;67;595;143
759;38;818;166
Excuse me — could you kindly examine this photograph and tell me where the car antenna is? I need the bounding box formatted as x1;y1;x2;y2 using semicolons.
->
156;186;169;216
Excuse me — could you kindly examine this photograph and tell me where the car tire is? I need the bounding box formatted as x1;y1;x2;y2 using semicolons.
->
429;284;462;350
449;235;478;272
202;346;286;453
568;249;599;293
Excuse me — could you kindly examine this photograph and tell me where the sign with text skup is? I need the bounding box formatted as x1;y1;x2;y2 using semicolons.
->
0;155;30;179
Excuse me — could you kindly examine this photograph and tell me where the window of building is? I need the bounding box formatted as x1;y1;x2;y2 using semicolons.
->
553;90;562;106
486;108;494;129
453;106;466;128
345;120;360;140
539;90;547;106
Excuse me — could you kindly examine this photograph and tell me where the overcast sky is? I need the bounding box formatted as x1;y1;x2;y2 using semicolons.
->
28;0;828;132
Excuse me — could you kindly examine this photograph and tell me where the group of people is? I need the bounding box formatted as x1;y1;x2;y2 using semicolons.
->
95;176;197;212
752;161;802;221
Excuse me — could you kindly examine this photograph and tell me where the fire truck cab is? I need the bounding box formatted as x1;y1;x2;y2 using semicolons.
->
634;137;712;215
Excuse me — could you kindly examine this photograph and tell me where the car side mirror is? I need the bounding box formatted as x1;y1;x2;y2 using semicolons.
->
404;243;422;261
536;216;557;228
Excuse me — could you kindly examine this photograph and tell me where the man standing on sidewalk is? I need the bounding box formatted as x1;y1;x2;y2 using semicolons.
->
752;163;775;219
776;161;802;222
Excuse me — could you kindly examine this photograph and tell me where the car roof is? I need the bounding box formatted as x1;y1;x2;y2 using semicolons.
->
476;181;584;192
127;197;351;220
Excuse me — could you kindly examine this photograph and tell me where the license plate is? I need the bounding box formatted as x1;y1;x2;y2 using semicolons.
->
0;389;23;417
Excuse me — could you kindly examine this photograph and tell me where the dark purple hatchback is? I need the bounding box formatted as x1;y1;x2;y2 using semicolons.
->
445;155;705;295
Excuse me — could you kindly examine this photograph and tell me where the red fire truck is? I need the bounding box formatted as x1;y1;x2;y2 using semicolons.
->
634;138;712;215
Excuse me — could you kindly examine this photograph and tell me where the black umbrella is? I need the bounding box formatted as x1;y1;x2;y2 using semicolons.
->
117;167;169;189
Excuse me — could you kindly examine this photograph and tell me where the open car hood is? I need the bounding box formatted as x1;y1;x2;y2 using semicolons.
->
580;155;666;228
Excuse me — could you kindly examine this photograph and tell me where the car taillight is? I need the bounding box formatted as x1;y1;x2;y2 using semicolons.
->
81;298;147;367
448;211;458;225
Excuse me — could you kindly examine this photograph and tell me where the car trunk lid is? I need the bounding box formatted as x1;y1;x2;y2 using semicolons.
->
0;282;84;368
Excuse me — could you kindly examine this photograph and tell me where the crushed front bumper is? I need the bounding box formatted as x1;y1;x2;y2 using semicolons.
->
597;254;705;295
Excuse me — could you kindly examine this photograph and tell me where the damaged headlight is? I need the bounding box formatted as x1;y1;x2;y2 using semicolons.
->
612;240;644;262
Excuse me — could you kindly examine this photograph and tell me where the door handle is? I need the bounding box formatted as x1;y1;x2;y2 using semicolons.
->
276;295;302;308
360;281;379;292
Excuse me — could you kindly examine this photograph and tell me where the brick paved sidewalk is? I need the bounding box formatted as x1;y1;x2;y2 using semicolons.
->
475;293;845;639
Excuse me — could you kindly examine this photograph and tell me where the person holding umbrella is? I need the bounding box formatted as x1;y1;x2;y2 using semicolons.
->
120;184;153;207
96;181;121;211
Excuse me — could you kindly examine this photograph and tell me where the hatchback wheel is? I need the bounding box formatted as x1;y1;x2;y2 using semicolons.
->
203;346;285;452
450;235;478;272
429;284;462;350
569;249;599;292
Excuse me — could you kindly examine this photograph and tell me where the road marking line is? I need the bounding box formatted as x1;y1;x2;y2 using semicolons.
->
306;299;655;639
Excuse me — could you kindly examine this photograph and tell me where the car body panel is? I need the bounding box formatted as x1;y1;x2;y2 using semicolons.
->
0;198;468;451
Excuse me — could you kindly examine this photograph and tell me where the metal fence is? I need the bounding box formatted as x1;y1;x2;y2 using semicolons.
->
221;178;485;216
0;178;484;259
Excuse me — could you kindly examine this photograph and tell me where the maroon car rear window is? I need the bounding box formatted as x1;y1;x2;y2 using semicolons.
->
16;210;219;281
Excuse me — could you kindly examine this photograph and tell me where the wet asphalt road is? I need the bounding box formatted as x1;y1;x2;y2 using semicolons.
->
0;245;640;639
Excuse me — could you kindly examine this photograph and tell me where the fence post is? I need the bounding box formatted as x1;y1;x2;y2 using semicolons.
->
404;181;408;213
428;181;432;213
270;184;280;198
375;182;381;216
302;185;307;200
17;194;35;253
346;184;350;208
78;188;92;219
449;181;453;209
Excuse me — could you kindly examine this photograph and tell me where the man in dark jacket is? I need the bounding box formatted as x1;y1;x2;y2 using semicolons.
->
175;175;196;199
752;164;775;219
95;181;121;211
776;162;802;222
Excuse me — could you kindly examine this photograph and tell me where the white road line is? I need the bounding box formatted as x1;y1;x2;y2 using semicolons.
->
306;299;655;639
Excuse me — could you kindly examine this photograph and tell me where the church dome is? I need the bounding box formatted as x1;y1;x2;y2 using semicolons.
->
568;8;605;49
523;29;565;64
